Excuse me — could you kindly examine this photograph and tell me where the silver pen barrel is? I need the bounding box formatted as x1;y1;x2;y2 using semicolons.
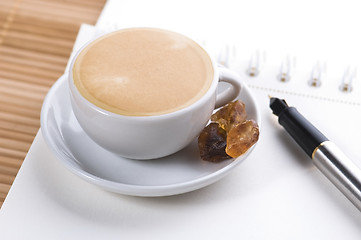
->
312;141;361;211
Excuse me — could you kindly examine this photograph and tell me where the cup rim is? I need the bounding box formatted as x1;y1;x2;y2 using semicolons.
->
69;27;220;120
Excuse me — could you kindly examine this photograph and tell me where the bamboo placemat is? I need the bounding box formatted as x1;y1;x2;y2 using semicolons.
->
0;0;106;208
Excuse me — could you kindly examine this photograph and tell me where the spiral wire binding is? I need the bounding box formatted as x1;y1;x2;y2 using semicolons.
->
247;50;266;77
278;55;296;82
309;61;327;87
340;66;357;93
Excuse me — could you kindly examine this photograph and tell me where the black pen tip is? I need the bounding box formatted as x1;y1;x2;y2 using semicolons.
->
269;97;289;116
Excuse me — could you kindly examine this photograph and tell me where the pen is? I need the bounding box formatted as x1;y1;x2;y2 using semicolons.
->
269;97;361;211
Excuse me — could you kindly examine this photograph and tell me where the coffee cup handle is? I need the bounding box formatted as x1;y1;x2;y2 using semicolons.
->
215;67;242;109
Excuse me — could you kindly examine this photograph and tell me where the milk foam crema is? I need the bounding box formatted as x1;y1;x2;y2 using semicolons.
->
72;28;214;116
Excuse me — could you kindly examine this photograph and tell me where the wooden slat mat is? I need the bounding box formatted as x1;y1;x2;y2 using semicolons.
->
0;0;106;208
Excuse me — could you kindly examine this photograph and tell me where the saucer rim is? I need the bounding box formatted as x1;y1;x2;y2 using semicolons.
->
40;74;260;196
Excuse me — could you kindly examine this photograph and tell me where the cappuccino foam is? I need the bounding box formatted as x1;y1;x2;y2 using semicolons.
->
72;28;213;116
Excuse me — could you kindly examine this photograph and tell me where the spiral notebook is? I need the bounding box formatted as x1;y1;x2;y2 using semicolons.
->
93;0;361;235
66;23;361;238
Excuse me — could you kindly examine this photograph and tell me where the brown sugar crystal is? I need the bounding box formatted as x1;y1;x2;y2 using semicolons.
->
198;100;259;162
225;120;259;158
211;100;247;132
198;123;232;162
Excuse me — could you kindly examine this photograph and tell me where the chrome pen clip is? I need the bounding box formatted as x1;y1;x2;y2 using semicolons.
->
278;55;296;82
309;61;326;87
246;50;266;77
340;66;357;93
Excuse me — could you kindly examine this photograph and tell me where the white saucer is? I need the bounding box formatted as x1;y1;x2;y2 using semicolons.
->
40;74;261;197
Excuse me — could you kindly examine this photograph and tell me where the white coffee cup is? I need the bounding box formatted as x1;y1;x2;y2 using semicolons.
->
69;28;242;159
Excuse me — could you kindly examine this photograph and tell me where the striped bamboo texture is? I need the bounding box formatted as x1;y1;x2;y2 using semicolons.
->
0;0;106;208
